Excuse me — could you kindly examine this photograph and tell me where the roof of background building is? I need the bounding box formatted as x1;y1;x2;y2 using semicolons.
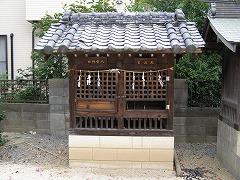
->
208;1;240;18
35;10;205;54
206;1;240;52
209;18;240;43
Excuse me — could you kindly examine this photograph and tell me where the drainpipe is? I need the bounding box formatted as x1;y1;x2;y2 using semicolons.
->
10;33;14;80
32;21;39;79
32;29;35;79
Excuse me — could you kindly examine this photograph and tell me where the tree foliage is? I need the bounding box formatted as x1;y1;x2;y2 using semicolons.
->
31;52;68;79
175;53;222;107
177;0;209;31
126;0;179;12
126;0;208;31
33;13;62;38
175;53;222;81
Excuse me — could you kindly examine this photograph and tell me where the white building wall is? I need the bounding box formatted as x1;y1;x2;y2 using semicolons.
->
26;0;76;21
26;0;130;21
0;0;32;79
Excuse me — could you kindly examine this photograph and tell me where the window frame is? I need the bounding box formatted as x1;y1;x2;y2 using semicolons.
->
0;35;8;75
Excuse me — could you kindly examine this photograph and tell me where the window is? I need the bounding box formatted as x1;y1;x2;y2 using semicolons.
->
0;35;7;75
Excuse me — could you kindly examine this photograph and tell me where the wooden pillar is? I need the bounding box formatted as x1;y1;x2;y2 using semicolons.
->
68;55;76;129
166;54;174;130
117;70;125;130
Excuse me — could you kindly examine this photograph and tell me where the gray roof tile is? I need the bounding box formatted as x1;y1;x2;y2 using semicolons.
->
208;18;240;43
208;1;240;18
35;10;205;54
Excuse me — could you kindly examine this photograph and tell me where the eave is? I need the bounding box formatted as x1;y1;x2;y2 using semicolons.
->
209;21;236;52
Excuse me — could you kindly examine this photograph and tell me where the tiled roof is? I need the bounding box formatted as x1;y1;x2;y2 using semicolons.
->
206;2;240;52
208;1;240;18
35;10;205;54
209;18;240;43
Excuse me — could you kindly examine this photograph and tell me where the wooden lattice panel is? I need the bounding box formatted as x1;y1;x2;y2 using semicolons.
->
76;71;117;99
124;118;168;130
75;116;118;129
125;71;167;99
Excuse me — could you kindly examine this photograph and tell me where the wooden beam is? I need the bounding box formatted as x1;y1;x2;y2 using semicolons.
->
70;128;173;136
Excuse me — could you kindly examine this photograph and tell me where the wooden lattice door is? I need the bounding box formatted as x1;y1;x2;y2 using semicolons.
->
123;70;171;131
75;70;119;129
72;68;173;135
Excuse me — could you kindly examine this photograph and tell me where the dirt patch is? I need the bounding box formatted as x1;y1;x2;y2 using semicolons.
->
175;143;236;180
0;132;236;180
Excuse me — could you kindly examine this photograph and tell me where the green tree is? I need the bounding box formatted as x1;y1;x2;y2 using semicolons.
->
175;53;222;107
33;13;62;38
30;52;68;79
177;0;208;31
126;0;208;31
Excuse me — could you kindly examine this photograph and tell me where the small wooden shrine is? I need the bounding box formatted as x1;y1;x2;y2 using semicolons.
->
35;9;205;170
35;10;205;136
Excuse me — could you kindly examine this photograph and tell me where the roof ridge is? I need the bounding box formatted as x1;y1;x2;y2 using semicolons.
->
60;10;186;25
209;2;240;18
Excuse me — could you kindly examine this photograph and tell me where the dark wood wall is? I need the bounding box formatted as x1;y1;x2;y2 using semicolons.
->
220;47;240;130
67;52;174;136
69;53;173;70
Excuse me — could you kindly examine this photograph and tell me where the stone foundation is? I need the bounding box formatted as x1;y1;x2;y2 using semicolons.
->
217;120;240;180
69;135;174;170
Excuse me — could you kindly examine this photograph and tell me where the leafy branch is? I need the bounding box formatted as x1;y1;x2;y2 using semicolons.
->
175;53;222;107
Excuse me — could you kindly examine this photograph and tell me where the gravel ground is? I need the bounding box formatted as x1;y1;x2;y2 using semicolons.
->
0;132;236;180
175;143;236;180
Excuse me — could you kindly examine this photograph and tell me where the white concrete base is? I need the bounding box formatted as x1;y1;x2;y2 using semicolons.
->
69;135;174;170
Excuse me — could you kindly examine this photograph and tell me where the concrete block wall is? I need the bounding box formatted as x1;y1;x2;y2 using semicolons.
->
174;79;219;143
0;103;50;134
0;79;70;135
174;79;188;142
49;79;70;135
185;108;219;143
217;120;240;180
69;135;174;169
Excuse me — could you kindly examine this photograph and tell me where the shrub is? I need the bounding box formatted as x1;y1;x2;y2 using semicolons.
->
30;53;68;80
10;85;47;102
175;53;222;107
0;104;6;146
0;105;5;122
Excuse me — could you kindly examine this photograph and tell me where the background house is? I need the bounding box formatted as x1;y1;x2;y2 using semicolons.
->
0;0;128;79
202;1;240;179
